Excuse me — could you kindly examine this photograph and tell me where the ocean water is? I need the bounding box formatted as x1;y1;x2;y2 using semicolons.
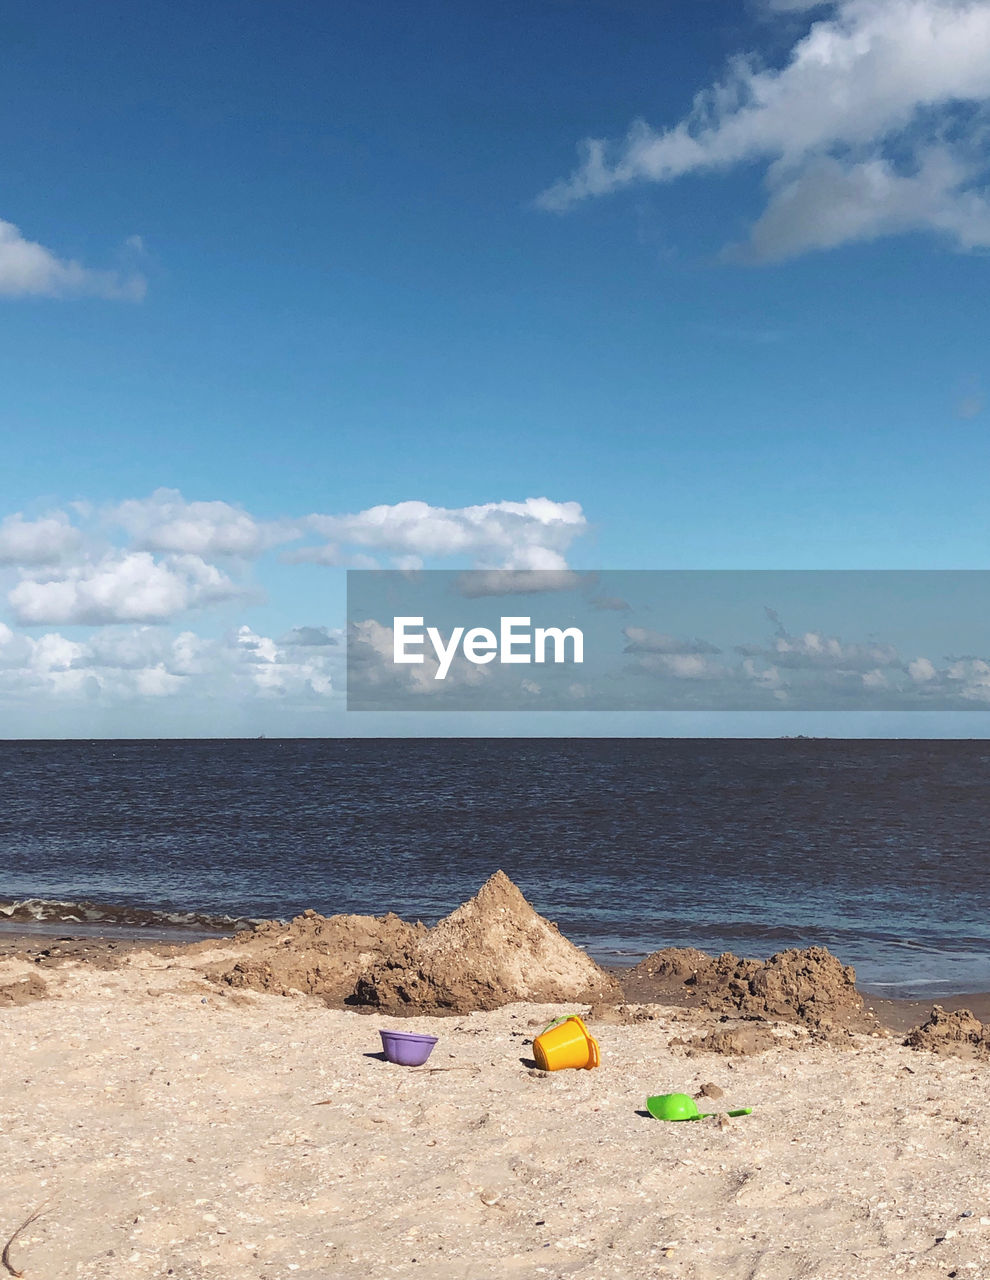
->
0;738;988;998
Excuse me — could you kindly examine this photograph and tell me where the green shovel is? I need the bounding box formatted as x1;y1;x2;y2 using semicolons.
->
646;1092;753;1122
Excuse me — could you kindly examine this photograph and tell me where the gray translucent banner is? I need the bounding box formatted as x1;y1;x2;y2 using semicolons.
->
346;570;990;711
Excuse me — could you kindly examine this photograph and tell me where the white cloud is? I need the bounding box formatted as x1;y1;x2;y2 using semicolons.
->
638;652;727;680
0;488;590;717
83;626;174;670
230;625;336;697
0;491;590;645
8;552;248;625
32;632;87;672
278;625;338;647
455;569;584;597
132;664;186;697
0;621;342;704
171;630;212;676
111;489;294;557
540;0;990;257
296;498;587;570
347;617;488;696
737;627;902;670
743;146;990;260
0;512;82;566
107;491;588;573
952;659;990;699
284;545;379;568
0;219;146;300
741;656;785;689
0;622;33;670
235;624;280;664
623;627;722;655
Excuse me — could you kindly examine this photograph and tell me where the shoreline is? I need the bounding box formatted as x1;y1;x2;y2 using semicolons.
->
3;925;989;1033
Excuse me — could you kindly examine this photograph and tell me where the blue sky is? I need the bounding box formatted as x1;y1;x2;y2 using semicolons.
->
2;0;990;735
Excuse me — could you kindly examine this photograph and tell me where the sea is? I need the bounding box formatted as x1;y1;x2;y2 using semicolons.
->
1;738;988;999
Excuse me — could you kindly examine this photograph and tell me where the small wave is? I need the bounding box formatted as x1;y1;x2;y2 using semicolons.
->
0;897;263;933
860;978;946;989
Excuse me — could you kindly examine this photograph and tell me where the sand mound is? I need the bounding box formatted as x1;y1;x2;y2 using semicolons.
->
0;971;48;1006
204;909;426;1003
630;947;712;983
905;1005;990;1059
352;870;621;1013
624;944;875;1032
203;873;619;1014
673;1024;779;1056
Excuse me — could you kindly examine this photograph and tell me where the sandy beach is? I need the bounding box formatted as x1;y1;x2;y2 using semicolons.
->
4;949;990;1280
3;877;990;1280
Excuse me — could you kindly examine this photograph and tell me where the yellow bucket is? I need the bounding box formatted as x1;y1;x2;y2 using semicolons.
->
532;1015;600;1071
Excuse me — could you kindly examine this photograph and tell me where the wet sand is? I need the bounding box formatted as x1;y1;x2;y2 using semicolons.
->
0;926;229;968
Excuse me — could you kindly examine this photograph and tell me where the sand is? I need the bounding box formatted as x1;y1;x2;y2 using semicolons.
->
201;871;620;1014
3;877;990;1279
614;945;878;1042
3;954;990;1280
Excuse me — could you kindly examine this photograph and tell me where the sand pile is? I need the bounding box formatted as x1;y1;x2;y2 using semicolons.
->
0;971;47;1006
624;944;876;1032
905;1005;990;1059
353;870;621;1012
205;910;426;1003
205;872;619;1014
673;1023;781;1056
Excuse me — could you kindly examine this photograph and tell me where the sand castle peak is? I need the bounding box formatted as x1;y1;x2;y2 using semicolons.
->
363;869;620;1012
443;869;531;919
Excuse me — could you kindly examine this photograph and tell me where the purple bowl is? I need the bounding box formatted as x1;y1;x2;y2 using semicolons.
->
379;1028;438;1066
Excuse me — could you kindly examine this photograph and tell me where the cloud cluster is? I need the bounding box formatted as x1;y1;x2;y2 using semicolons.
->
735;627;901;671
623;627;722;656
540;0;990;258
0;489;590;718
0;621;342;704
8;552;250;626
346;602;990;709
0;513;81;566
0;219;146;300
111;489;293;558
296;498;587;571
622;628;726;680
0;491;588;630
620;614;990;706
455;569;584;597
347;618;486;696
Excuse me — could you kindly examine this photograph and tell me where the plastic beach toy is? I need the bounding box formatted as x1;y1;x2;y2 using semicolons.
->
646;1092;753;1122
532;1015;600;1071
379;1029;438;1066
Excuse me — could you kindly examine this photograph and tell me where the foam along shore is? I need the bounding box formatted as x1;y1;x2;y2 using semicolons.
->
2;874;990;1277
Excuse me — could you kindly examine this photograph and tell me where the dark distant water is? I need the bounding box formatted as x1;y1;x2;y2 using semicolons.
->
1;739;988;998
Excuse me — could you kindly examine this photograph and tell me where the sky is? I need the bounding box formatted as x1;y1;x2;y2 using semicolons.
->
2;0;990;737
